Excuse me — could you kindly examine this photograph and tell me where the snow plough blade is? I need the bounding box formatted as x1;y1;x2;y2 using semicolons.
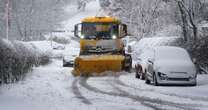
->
72;55;125;76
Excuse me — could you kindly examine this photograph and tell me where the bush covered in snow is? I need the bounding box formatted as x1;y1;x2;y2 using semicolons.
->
183;38;208;69
0;39;50;84
49;35;71;44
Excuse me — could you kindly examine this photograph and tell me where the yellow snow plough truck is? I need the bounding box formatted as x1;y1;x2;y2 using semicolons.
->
72;16;132;76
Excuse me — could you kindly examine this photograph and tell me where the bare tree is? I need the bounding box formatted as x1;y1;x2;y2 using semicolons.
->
176;0;205;42
0;0;74;41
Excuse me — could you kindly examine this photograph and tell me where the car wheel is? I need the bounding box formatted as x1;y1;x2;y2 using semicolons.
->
63;63;67;67
135;73;140;79
153;73;158;86
141;70;146;80
141;74;145;80
145;76;150;84
190;81;197;86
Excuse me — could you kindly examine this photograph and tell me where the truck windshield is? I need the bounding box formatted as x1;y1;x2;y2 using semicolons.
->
81;23;118;39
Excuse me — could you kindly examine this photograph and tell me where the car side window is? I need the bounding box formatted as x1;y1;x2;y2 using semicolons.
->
145;49;154;60
146;49;155;73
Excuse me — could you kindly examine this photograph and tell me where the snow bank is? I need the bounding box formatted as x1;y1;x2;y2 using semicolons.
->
29;40;80;59
29;41;63;58
0;39;50;84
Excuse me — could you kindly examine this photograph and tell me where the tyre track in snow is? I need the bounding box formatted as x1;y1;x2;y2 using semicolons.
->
71;77;92;105
80;76;203;110
115;76;208;102
79;77;166;110
109;79;201;110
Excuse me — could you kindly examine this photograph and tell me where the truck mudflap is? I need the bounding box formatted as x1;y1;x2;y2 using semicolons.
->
72;55;125;76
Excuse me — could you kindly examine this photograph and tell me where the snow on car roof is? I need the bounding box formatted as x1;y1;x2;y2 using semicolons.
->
154;46;186;51
153;46;191;60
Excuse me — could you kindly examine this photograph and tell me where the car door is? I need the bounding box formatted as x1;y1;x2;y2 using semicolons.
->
146;50;155;80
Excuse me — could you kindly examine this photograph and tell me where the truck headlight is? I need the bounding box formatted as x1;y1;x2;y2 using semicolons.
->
80;35;84;39
112;35;117;39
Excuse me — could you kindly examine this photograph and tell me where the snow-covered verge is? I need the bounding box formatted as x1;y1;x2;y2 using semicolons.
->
28;40;79;59
0;60;151;110
0;39;50;84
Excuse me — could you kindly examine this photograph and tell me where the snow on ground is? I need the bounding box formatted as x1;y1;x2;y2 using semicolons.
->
0;60;150;110
28;40;79;58
118;73;208;109
1;0;208;110
0;60;74;110
29;41;64;58
1;59;208;110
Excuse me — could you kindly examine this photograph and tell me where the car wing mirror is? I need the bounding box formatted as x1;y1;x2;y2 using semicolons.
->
192;58;197;64
148;59;154;64
136;58;141;61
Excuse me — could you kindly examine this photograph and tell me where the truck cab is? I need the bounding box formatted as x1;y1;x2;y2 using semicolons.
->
72;16;131;76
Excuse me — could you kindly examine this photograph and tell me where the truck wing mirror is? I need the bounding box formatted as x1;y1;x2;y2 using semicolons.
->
119;24;127;38
74;23;82;38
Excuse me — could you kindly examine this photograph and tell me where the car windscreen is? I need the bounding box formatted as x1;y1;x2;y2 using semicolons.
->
155;47;191;61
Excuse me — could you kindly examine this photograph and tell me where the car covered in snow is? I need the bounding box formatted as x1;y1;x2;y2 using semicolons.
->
145;46;197;86
63;48;80;67
135;49;154;80
52;43;65;50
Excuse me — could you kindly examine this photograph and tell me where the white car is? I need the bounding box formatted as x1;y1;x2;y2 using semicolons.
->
53;43;65;50
135;49;154;80
145;46;197;86
63;48;80;67
63;55;77;67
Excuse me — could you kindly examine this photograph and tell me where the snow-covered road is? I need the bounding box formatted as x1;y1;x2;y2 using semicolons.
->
1;59;208;110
